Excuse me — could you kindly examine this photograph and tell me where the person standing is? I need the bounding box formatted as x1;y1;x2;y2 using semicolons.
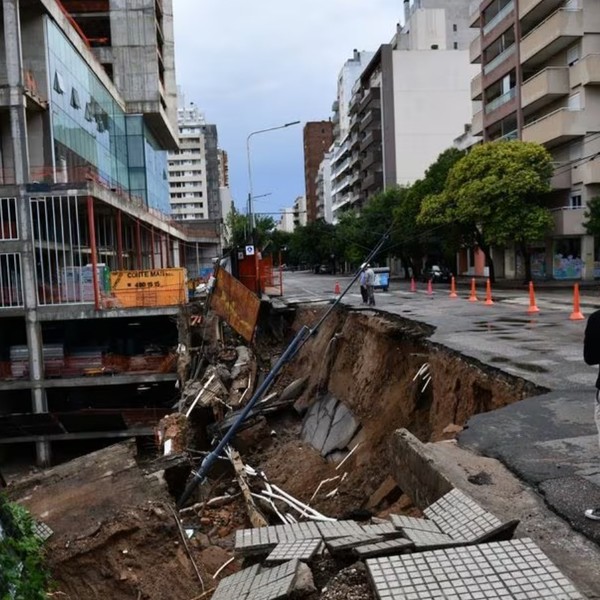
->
365;264;376;306
359;268;368;304
583;309;600;520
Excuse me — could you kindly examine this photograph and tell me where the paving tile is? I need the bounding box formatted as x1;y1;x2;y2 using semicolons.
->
424;488;502;542
402;529;461;550
353;538;414;558
32;520;53;542
326;533;386;554
360;521;399;537
266;538;321;563
317;520;366;540
366;538;585;600
390;514;443;534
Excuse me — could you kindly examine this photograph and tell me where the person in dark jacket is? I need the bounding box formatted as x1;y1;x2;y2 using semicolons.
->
583;310;600;520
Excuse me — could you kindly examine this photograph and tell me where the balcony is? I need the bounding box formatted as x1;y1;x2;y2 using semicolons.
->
484;88;516;114
483;1;514;36
360;129;382;152
359;108;381;132
362;150;382;171
361;171;383;192
571;54;600;87
471;73;482;101
552;206;585;236
519;0;564;28
472;109;483;136
550;165;572;190
469;0;481;27
521;67;569;114
358;87;380;113
470;34;482;64
483;45;515;76
520;9;583;68
580;159;600;185
522;108;587;147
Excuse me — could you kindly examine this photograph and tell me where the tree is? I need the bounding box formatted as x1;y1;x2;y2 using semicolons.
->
224;207;276;250
584;196;600;237
392;148;466;277
418;141;554;282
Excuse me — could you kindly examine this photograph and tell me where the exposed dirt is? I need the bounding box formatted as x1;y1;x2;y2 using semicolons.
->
253;305;543;519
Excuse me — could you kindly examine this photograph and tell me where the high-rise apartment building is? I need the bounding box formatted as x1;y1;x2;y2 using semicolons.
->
218;149;230;187
469;0;600;280
329;50;375;222
315;152;333;223
332;0;476;221
293;196;308;229
303;122;333;222
168;102;222;222
0;0;218;467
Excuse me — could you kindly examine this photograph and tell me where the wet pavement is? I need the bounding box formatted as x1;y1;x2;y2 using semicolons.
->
280;272;600;549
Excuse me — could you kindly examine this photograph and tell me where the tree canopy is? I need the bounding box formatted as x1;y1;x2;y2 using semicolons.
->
418;140;554;281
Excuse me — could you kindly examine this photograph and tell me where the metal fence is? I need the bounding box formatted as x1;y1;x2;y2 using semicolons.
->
0;253;24;308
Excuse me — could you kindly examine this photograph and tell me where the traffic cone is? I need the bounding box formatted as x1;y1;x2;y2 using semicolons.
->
527;281;540;314
484;278;494;306
427;279;433;295
569;283;585;320
468;278;478;302
334;281;341;295
449;276;458;299
410;277;416;292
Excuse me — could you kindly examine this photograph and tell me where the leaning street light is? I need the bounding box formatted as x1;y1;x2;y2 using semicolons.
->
246;120;301;232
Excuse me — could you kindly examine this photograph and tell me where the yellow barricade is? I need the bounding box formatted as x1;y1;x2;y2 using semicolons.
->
109;268;187;308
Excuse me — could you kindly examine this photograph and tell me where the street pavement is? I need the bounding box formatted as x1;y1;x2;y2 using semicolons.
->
279;271;600;547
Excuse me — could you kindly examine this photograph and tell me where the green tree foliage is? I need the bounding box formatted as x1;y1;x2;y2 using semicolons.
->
584;196;600;237
418;141;554;282
287;219;340;269
224;207;276;250
392;148;466;277
0;496;50;599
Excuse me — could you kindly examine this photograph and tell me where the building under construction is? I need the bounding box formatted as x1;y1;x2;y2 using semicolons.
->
0;0;220;466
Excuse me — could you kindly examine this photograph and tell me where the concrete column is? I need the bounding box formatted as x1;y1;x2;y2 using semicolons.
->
3;0;30;184
581;234;595;281
172;240;180;267
504;245;516;280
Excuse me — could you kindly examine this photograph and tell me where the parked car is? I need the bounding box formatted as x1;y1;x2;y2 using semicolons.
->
420;265;452;283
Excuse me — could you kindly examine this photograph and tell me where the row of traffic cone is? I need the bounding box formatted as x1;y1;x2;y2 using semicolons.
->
410;276;586;320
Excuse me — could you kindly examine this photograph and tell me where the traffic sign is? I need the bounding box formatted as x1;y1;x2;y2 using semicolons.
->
245;245;255;256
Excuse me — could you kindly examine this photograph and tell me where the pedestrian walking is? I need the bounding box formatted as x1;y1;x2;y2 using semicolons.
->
359;268;368;304
583;309;600;520
365;264;376;306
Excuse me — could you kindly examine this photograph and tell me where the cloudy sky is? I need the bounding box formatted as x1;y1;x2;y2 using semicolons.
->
172;0;402;219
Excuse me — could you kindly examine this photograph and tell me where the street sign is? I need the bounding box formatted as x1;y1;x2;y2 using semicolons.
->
245;245;255;256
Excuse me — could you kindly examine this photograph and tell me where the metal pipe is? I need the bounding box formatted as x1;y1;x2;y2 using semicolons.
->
177;324;312;508
116;210;123;270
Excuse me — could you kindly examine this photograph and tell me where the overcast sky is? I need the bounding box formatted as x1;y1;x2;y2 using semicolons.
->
172;0;402;220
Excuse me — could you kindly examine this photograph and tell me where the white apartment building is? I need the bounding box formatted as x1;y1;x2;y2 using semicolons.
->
293;196;308;229
278;209;295;233
168;102;221;221
316;152;333;223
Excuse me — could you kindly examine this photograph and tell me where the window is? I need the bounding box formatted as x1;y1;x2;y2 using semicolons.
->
570;193;582;208
453;24;458;32
567;45;580;67
453;42;458;49
568;92;581;111
70;87;80;109
53;71;65;94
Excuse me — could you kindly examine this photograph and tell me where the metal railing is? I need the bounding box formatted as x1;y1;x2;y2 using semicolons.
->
485;88;516;114
483;44;516;75
0;253;24;308
483;0;514;35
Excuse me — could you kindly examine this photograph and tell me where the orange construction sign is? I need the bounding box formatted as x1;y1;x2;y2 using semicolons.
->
109;268;187;308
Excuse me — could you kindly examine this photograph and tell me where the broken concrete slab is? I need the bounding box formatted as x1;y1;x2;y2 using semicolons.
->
278;376;308;403
301;394;359;457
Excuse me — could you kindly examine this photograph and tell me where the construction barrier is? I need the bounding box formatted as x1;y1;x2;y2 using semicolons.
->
527;281;540;314
569;283;585;321
484;278;494;306
449;276;458;299
410;277;416;292
468;278;478;302
109;268;187;308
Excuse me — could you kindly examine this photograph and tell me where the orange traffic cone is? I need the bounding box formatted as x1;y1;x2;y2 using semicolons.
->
468;278;478;302
569;283;585;320
484;278;494;306
527;281;540;314
427;279;433;295
449;276;458;299
334;281;341;295
410;277;416;292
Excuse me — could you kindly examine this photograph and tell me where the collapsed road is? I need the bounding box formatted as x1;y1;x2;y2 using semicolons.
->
4;268;600;599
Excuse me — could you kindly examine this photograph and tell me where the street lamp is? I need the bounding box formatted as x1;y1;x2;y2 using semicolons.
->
246;121;301;232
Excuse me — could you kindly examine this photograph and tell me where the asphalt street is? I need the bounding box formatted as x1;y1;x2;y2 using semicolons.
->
280;271;600;546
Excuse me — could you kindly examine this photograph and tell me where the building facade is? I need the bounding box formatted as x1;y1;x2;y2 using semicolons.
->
470;0;600;280
315;152;333;223
329;50;375;221
0;0;218;467
332;0;476;221
302;121;333;222
293;195;307;229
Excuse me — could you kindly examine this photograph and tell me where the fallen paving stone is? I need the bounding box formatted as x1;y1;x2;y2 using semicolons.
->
366;539;585;600
321;401;359;456
353;538;414;559
265;538;321;564
325;533;386;555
